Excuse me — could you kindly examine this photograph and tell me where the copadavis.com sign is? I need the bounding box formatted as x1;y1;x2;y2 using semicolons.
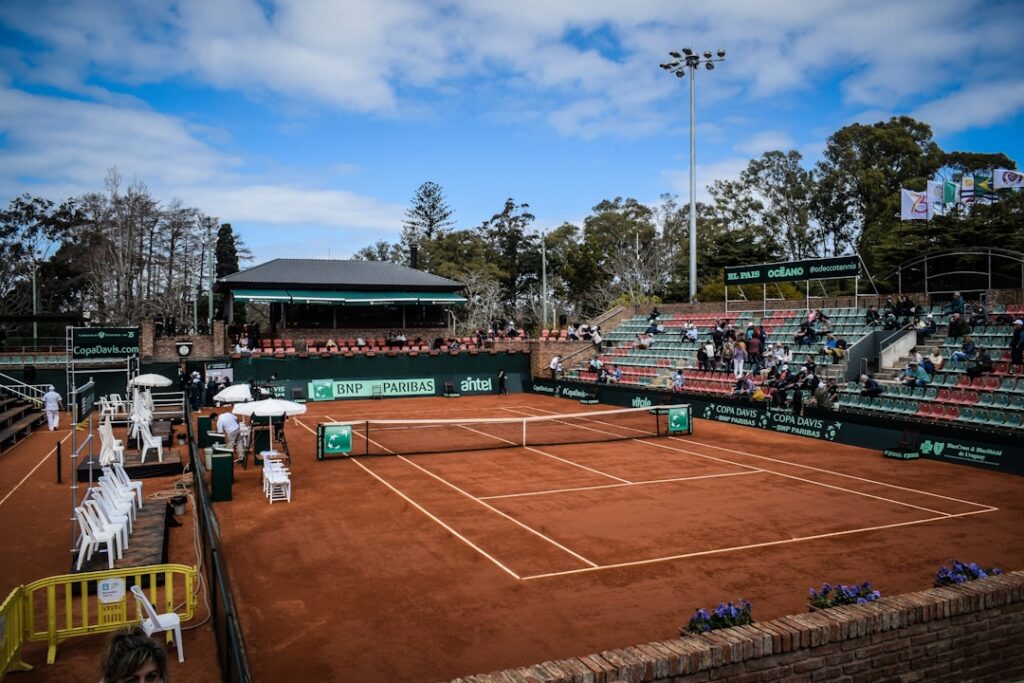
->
725;255;860;285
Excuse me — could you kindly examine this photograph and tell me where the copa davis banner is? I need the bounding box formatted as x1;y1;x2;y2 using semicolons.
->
525;380;1023;475
724;255;860;285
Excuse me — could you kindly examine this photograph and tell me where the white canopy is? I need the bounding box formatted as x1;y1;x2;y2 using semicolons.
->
231;398;307;417
129;373;173;388
213;383;253;403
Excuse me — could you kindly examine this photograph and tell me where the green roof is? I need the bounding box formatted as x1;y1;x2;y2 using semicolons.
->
231;289;466;305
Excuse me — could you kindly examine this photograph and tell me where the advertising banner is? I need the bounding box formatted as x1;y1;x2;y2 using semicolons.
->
70;327;141;359
724;255;860;285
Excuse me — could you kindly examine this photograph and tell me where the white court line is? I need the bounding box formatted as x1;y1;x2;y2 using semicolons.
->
316;416;599;569
293;417;522;580
0;432;73;508
479;470;760;500
519;508;998;581
520;406;996;513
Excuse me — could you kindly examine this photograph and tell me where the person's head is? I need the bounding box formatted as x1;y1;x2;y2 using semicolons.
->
48;385;55;392
964;335;973;343
99;626;167;683
1015;319;1023;328
860;374;868;384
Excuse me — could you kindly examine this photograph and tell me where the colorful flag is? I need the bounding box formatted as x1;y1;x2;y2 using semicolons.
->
994;168;1024;189
961;175;975;204
975;172;994;203
926;181;943;217
943;180;960;204
900;189;929;221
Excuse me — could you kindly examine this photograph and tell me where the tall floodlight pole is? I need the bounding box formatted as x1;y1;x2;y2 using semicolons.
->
541;231;548;330
661;47;725;302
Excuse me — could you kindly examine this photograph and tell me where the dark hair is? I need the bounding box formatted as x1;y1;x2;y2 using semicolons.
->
99;626;167;682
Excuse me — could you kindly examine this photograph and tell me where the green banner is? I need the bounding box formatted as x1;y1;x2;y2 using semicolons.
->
70;327;141;359
724;255;860;285
668;406;691;434
307;377;436;401
322;424;353;454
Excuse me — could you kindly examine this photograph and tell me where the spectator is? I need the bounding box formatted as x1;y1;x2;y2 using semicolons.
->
901;361;931;388
965;347;994;379
897;295;914;318
866;305;881;327
950;335;977;363
212;410;241;459
968;302;988;327
746;334;762;371
1010;319;1024;375
497;369;507;395
648;307;661;322
882;310;898;330
567;323;579;341
948;291;966;317
548;355;562;379
592;326;603;350
597;367;609;384
672;369;686;391
804;355;817;377
733;372;755;396
821;334;838;358
636;332;653;350
99;626;168;683
190;371;203;411
732;341;747;378
588;356;603;374
696;345;709;372
916;314;937;344
205;376;217;407
684;322;699;342
813;381;837;409
860;374;885;397
703;340;717;371
721;340;734;372
612;365;622;383
928;345;945;372
948;312;971;338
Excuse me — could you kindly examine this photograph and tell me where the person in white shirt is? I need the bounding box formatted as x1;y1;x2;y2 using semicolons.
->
549;355;562;379
42;385;63;431
212;411;241;457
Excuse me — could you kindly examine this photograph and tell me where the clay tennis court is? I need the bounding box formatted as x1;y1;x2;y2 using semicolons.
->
206;393;1024;682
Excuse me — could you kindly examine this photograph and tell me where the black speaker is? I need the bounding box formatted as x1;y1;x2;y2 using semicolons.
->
558;314;568;326
292;387;304;400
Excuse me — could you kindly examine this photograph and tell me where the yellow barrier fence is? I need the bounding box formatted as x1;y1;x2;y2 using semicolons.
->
0;586;32;680
13;563;198;668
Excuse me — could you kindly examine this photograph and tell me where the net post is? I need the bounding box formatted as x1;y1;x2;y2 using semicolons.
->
521;418;526;447
364;420;371;456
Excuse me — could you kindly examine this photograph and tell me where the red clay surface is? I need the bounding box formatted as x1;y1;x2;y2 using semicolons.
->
209;394;1022;682
0;417;218;683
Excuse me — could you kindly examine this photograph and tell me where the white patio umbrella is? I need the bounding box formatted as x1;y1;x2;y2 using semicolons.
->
232;398;307;417
213;383;253;404
129;373;173;388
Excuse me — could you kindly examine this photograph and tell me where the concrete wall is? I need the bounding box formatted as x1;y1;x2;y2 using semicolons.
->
451;571;1024;683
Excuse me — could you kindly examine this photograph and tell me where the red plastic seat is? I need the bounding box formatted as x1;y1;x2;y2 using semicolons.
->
945;405;960;419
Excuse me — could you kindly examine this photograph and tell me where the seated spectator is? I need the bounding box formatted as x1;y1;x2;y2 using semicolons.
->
965;347;994;379
882;310;898;330
733;373;756;396
448;338;462;351
685;324;699;342
804;355;817;377
396;331;408;344
813;382;836;409
900;361;931;388
325;338;338;351
865;305;881;327
968;303;988;327
356;337;367;348
950;335;977;363
597;367;610;384
948;312;971;338
588;356;603;373
567;323;579;340
897;295;914;318
648;307;661;322
672;369;686;391
636;332;653;349
928;345;945;372
751;385;767;403
794;323;818;346
947;291;966;317
859;374;885;397
916;314;937;344
821;334;839;358
506;320;519;338
908;347;923;365
612;365;622;383
646;320;661;335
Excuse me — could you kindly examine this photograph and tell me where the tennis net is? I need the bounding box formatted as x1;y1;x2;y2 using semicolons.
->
321;404;686;457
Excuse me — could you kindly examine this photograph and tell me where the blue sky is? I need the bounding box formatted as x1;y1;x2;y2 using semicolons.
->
1;0;1023;266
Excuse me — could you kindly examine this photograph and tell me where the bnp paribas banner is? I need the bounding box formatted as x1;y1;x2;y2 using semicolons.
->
724;255;860;285
307;375;505;400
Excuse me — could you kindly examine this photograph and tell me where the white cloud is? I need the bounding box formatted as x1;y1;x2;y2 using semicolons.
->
911;81;1024;134
735;130;795;156
661;157;749;204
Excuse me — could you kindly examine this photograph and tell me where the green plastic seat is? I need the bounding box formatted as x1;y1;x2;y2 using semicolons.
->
1006;413;1023;429
994;394;1009;409
988;411;1006;426
959;407;974;421
1010;395;1024;410
972;409;989;423
979;393;994;407
924;388;938;401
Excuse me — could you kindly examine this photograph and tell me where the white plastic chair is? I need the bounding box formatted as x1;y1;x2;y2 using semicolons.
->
108;463;143;509
74;507;117;570
262;458;291;503
138;422;163;463
131;585;184;663
83;498;127;558
94;480;135;530
99;420;126;466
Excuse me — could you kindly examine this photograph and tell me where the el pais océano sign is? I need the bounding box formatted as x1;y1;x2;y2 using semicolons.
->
725;255;861;285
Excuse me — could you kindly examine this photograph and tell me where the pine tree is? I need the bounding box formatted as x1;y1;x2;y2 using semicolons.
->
401;181;454;267
215;223;240;279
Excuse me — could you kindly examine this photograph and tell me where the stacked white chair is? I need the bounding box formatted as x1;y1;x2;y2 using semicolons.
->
74;507;119;570
131;586;185;663
106;463;143;509
99;419;125;466
262;457;291;504
138;422;163;463
83;499;128;558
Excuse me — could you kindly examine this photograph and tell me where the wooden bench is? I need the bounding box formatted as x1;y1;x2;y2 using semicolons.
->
0;411;45;453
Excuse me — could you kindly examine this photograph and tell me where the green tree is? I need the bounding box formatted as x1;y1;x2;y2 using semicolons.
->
479;198;539;312
742;150;814;259
401;181;455;267
353;240;404;263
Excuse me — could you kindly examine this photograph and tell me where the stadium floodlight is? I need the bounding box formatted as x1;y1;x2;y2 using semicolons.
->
660;46;726;302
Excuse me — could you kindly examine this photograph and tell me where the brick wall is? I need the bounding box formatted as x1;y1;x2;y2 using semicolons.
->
143;320;227;361
451;571;1024;683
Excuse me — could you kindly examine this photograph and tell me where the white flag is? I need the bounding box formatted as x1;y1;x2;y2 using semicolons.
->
900;189;929;221
926;180;943;217
994;168;1024;189
961;175;975;204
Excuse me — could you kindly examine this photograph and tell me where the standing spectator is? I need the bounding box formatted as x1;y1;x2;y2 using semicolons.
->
567;323;578;341
496;369;507;395
190;371;204;411
42;384;63;431
1010;319;1024;375
721;339;735;372
672;369;686;391
212;410;241;457
591;326;603;350
965;347;994;379
703;340;717;371
746;334;762;371
696;345;709;372
548;355;562;379
648;307;661;322
732;341;747;378
205;376;218;407
948;291;966;317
